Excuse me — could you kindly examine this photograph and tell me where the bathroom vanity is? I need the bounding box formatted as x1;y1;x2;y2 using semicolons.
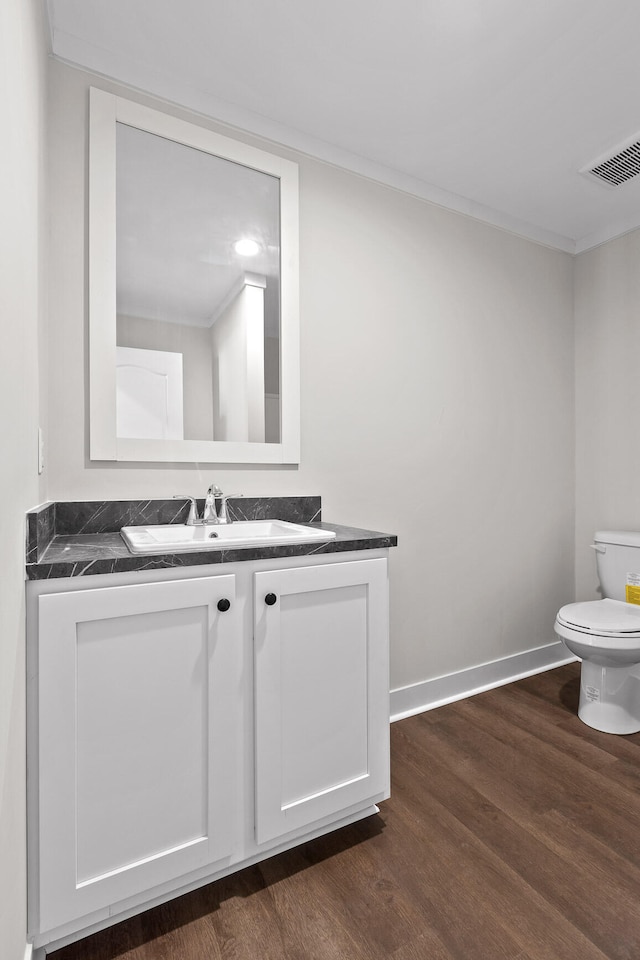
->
25;498;396;954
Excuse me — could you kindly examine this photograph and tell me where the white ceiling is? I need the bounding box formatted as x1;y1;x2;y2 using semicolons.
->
47;0;640;253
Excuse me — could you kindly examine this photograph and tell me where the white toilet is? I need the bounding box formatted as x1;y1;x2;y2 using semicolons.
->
555;531;640;734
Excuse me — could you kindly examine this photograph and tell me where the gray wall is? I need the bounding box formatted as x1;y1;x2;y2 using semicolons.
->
47;60;576;691
575;229;640;599
0;0;48;956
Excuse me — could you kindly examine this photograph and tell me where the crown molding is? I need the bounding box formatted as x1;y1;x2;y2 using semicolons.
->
51;28;577;253
574;214;640;254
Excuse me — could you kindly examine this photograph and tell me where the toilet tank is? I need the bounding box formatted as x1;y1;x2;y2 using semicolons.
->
594;531;640;602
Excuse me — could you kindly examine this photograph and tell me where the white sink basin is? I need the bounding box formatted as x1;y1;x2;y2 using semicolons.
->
120;519;336;555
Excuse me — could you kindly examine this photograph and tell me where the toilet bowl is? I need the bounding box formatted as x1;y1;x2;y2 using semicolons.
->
555;531;640;735
555;599;640;734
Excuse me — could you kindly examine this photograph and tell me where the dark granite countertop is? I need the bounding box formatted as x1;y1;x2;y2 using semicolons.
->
26;498;397;580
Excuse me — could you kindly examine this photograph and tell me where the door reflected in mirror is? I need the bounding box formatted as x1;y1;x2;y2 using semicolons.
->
115;123;281;444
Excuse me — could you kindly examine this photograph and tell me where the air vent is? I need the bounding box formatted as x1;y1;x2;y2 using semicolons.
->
582;135;640;187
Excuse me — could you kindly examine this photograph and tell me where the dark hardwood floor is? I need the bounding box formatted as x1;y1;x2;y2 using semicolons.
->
52;663;640;960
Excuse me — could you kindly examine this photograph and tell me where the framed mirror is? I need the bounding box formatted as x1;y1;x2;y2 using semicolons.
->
89;88;299;463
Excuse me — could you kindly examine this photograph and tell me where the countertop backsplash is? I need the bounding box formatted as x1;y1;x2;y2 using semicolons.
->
25;497;396;580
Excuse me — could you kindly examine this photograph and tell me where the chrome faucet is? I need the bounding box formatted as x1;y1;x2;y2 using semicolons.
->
172;492;217;525
203;485;218;524
173;486;237;525
209;484;235;524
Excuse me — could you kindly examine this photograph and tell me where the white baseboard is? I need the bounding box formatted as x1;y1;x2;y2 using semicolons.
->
390;641;577;722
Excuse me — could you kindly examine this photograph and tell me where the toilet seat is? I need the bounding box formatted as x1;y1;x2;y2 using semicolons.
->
555;599;640;670
556;599;640;642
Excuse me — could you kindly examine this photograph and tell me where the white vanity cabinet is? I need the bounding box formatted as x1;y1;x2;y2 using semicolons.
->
27;551;390;953
254;558;389;843
32;574;241;935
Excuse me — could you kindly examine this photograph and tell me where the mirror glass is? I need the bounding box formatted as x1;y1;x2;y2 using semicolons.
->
89;89;299;464
116;124;281;444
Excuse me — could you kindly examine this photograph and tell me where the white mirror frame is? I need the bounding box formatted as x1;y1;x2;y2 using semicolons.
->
89;87;300;464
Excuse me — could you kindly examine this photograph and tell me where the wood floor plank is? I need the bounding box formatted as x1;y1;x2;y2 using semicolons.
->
289;823;429;957
477;667;640;755
388;929;458;960
413;694;640;866
254;845;383;960
51;663;640;960
390;732;612;960
471;681;640;804
392;721;638;960
479;680;621;770
516;666;640;762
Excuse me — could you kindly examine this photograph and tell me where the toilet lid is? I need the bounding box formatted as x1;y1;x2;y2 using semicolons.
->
557;599;640;636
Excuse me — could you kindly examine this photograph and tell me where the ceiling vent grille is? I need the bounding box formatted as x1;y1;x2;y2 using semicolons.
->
583;136;640;187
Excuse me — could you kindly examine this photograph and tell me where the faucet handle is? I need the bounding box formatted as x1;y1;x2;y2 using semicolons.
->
209;485;241;524
173;495;199;525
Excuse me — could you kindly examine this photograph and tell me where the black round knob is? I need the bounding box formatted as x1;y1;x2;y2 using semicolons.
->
217;598;231;612
265;592;277;606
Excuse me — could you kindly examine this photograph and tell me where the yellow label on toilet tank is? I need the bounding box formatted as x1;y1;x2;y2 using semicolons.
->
627;585;640;605
626;573;640;605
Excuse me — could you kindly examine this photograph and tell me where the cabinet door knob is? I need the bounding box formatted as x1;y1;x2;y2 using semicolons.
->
264;593;277;606
217;598;231;612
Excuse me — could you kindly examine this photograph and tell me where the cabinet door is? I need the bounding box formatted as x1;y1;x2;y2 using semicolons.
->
254;558;389;844
36;575;238;933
